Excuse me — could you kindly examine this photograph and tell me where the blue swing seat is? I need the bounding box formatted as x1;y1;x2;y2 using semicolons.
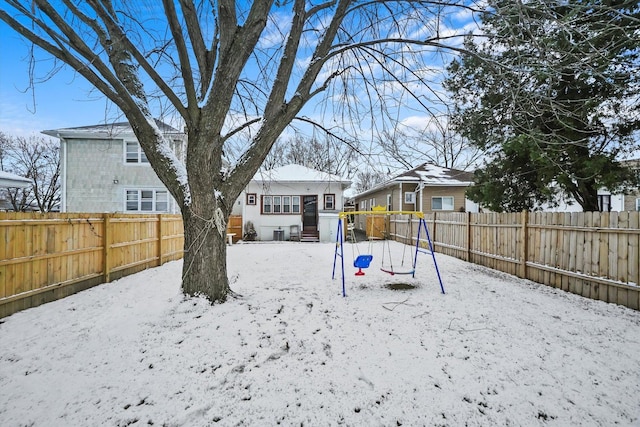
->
354;255;373;269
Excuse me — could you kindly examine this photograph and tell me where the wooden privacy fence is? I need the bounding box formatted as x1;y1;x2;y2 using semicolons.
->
0;212;185;318
0;213;244;318
390;211;640;311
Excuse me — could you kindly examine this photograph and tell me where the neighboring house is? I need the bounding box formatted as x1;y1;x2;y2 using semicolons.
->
0;170;34;211
542;159;640;212
353;163;478;217
0;170;33;188
242;164;352;242
621;159;640;212
43;121;185;213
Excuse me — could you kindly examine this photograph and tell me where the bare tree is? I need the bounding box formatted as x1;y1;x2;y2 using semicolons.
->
354;169;387;193
0;132;60;212
261;138;288;171
378;117;482;171
0;1;481;303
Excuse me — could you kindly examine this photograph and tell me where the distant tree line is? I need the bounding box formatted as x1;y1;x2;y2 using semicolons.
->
0;132;60;212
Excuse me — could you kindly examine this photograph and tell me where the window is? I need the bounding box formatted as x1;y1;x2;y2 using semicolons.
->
386;194;392;211
262;195;301;214
126;189;169;212
369;198;375;210
360;200;367;211
324;194;335;210
432;196;454;211
598;194;611;212
405;192;415;204
125;141;148;164
246;193;257;205
636;198;640;211
156;191;168;212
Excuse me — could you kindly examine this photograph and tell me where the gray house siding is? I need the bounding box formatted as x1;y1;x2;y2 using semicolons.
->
62;137;174;213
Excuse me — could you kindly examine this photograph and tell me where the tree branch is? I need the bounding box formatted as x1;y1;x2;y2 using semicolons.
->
163;0;198;112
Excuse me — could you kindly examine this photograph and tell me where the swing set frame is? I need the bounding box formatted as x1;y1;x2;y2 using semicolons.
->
332;209;445;297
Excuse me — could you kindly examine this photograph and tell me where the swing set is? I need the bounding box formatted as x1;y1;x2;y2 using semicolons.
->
332;208;445;297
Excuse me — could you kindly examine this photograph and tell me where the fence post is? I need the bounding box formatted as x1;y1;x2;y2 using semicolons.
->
467;211;472;262
520;210;529;279
103;213;111;283
432;211;437;252
158;214;163;266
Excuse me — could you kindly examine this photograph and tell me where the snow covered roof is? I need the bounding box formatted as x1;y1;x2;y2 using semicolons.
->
42;120;183;139
356;163;474;198
0;170;33;188
396;163;474;185
253;164;351;186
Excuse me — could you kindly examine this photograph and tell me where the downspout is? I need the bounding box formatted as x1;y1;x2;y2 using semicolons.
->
418;181;424;213
241;190;247;239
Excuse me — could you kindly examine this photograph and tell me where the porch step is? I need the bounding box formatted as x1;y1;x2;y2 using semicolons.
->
300;230;320;242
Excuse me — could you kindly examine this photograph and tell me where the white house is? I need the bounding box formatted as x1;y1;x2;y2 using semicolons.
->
43;121;185;213
539;160;640;212
242;164;352;242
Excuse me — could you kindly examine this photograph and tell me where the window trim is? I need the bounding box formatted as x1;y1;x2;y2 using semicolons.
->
246;193;257;205
261;195;301;215
404;192;415;204
431;196;454;211
636;198;640;212
125;188;169;212
324;193;336;210
124;140;149;165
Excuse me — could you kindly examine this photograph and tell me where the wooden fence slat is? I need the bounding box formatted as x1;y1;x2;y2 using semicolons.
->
629;212;639;310
570;213;583;296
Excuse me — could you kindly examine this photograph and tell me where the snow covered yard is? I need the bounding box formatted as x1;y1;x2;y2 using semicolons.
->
0;241;639;427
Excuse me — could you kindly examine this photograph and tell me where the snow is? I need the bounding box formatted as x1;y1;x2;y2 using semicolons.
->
414;165;474;186
1;241;639;426
255;164;351;185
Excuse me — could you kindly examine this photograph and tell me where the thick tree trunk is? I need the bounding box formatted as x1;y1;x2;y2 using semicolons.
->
574;178;601;212
181;206;230;303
